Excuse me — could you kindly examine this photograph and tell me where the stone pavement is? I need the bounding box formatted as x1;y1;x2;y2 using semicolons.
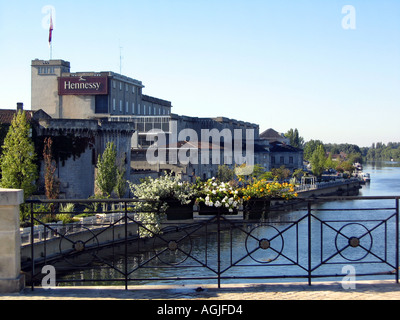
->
1;280;400;300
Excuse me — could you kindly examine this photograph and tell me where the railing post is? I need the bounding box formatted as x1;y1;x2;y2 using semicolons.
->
307;200;312;286
396;198;399;284
30;202;34;291
124;200;128;290
0;188;25;293
217;208;221;289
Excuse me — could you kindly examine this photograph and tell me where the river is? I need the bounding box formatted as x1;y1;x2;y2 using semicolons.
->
58;162;400;286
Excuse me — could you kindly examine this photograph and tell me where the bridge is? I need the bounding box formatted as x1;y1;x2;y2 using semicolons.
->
0;187;397;293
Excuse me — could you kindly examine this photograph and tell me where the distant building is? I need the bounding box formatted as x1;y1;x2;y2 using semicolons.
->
259;128;289;144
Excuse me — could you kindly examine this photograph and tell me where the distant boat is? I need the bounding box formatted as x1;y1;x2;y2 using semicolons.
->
354;162;363;171
361;172;371;182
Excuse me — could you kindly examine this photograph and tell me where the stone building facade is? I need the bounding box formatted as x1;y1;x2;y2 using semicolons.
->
34;118;134;199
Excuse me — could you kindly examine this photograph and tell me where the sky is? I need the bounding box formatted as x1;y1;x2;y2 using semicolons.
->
0;0;399;148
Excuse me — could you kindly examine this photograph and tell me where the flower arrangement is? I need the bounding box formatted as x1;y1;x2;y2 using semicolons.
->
128;173;199;237
241;179;298;201
195;177;242;212
129;173;199;206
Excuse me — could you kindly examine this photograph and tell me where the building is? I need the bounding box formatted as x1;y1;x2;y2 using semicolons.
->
31;59;172;119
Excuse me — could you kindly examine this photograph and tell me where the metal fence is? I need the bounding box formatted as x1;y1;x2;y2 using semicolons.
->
24;196;399;290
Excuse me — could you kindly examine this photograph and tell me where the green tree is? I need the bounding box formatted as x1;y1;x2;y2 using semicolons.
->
271;166;291;181
285;128;304;148
95;142;117;197
114;154;127;198
303;140;324;161
310;145;326;177
0;111;38;199
217;164;234;182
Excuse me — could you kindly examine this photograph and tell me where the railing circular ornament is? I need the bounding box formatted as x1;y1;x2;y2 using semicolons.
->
335;223;373;262
59;226;100;266
153;227;192;266
245;224;284;264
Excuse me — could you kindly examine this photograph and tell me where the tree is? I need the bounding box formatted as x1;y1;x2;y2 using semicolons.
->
43;137;60;200
217;165;234;182
303;140;324;161
95;142;117;197
285;128;304;148
0;111;38;199
310;145;326;177
271;166;291;181
114;153;127;198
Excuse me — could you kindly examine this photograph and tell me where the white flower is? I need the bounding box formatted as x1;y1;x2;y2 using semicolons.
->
215;201;221;208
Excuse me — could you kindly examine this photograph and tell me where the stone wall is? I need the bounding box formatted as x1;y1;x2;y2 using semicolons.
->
35;118;135;199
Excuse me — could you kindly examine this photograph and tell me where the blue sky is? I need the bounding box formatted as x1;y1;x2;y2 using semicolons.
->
0;0;399;147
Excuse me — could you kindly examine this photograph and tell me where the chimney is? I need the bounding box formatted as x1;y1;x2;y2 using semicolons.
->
16;102;23;112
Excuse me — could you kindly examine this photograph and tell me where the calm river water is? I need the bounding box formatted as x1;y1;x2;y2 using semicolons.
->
59;162;400;286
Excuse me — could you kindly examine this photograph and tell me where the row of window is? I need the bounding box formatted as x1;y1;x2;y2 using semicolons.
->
271;156;295;165
112;99;170;115
112;80;139;94
38;66;56;74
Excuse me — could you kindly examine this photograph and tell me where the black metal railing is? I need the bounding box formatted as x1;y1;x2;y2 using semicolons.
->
23;196;400;290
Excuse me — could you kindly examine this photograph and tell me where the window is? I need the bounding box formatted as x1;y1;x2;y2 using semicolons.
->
143;105;146;115
120;100;123;112
119;82;122;90
132;86;135;94
38;66;55;74
126;84;129;92
113;98;116;111
271;156;275;164
138;104;141;114
280;156;284;164
126;101;129;113
113;81;116;88
132;102;135;114
289;156;294;164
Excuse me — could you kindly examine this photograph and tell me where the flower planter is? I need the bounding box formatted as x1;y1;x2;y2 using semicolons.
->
193;203;243;220
197;203;240;215
164;200;194;220
243;198;271;220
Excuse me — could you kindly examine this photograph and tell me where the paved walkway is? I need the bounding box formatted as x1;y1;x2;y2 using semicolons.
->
1;280;400;300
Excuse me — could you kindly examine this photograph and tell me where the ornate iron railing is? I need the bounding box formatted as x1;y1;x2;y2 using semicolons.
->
24;196;399;290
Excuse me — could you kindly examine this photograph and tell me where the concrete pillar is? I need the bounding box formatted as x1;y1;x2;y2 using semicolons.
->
0;188;25;293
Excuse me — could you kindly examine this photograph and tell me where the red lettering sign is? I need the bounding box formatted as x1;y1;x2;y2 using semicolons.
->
58;76;109;95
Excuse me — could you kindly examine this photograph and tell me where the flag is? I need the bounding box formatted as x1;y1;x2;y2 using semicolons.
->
48;14;53;46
